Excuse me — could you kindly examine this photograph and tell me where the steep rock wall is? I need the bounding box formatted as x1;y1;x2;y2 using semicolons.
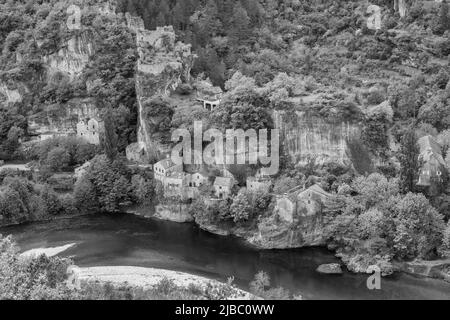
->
127;17;195;162
0;83;23;103
43;32;94;79
250;215;326;249
274;110;361;165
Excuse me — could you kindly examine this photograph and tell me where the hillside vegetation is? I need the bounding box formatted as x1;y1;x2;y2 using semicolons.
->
0;0;449;276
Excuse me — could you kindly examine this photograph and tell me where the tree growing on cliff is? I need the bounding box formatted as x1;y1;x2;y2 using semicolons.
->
143;97;174;133
103;108;118;162
361;113;390;158
398;129;420;194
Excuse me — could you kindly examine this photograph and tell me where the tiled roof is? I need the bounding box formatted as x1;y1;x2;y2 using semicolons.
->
214;177;234;187
167;172;187;180
418;135;445;166
156;158;177;170
191;172;208;179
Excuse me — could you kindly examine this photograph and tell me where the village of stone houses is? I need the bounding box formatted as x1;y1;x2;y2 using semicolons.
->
0;0;449;301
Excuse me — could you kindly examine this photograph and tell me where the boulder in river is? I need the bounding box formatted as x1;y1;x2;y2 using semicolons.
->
395;259;450;283
316;263;343;275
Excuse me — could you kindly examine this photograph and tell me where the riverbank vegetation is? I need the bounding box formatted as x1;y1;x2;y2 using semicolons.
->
0;175;77;226
0;235;296;300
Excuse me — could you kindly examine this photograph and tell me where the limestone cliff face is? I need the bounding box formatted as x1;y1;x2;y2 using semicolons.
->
28;98;99;138
43;32;94;79
249;215;326;249
274;110;361;165
0;83;23;103
1;32;94;111
126;15;195;162
29;31;99;138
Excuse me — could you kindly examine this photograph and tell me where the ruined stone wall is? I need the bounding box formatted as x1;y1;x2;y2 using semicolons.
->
128;17;195;162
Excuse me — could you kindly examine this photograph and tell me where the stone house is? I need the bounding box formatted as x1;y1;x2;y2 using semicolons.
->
275;184;332;223
154;158;183;183
187;172;208;188
417;135;446;187
154;158;210;200
77;118;104;145
214;177;235;199
161;171;210;200
163;172;190;198
296;184;333;217
246;176;272;193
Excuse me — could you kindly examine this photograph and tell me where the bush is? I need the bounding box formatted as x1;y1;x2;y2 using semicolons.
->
230;190;252;223
0;236;75;300
46;147;70;172
32;137;98;173
250;271;291;300
438;222;450;257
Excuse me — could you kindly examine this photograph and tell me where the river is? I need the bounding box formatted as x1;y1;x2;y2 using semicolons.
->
0;214;449;300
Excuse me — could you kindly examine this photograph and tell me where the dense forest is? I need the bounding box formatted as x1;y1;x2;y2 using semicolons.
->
0;0;450;290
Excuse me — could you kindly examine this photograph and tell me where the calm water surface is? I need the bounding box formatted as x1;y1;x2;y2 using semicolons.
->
1;214;449;300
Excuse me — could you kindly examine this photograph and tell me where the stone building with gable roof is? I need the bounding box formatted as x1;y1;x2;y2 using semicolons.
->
417;135;446;187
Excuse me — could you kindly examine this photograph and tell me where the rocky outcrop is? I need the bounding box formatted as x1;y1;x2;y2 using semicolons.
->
394;0;407;18
43;32;94;79
274;110;360;165
249;215;326;249
28;98;99;139
154;204;193;223
0;83;23;103
126;14;195;162
395;259;450;283
336;251;395;276
316;263;343;275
